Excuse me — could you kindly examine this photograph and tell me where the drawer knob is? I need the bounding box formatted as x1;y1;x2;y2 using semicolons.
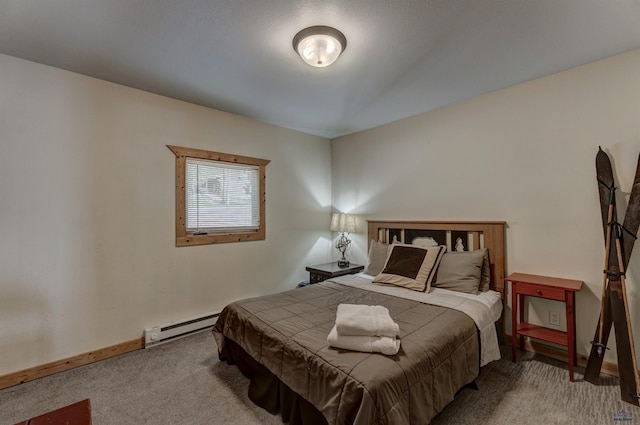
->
536;289;542;295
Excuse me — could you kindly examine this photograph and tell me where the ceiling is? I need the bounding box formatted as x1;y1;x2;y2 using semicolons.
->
1;1;639;139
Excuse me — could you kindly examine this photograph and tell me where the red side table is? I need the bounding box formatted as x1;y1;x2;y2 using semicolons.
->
506;272;583;381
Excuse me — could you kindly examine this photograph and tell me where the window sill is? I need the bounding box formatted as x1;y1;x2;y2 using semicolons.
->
176;230;265;246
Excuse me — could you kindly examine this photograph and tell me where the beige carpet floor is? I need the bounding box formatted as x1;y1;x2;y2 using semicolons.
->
0;330;638;424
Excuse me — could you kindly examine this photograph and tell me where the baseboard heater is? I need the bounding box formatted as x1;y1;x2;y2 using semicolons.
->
144;311;220;348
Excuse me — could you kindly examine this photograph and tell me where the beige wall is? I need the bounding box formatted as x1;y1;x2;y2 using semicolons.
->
3;46;640;377
332;49;640;364
0;54;333;375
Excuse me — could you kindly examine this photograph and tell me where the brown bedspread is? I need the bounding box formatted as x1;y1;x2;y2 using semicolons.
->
212;279;479;425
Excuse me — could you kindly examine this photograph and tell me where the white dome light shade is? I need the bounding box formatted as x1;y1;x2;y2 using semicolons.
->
293;26;347;68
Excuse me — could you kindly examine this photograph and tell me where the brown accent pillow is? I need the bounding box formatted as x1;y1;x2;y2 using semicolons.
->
373;244;446;292
433;249;487;294
363;240;392;276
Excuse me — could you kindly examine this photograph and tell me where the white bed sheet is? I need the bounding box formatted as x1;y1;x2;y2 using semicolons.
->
329;273;503;366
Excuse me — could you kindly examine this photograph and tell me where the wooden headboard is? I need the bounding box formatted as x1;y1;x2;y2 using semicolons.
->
367;220;506;298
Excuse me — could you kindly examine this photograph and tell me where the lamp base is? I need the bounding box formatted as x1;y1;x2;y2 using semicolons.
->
338;259;350;267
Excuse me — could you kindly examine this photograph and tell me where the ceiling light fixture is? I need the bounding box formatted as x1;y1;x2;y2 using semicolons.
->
293;26;347;68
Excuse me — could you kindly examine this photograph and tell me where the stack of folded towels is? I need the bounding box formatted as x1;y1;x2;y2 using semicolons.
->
327;303;401;355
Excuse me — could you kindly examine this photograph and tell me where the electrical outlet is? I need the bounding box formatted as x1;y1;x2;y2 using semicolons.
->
549;311;561;326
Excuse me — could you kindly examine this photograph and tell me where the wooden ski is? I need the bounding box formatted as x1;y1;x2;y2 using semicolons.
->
596;176;615;353
622;152;640;266
585;147;640;405
586;147;617;363
617;151;640;402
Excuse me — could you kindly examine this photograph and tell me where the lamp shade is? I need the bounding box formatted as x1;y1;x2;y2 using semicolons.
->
293;26;347;67
330;213;355;233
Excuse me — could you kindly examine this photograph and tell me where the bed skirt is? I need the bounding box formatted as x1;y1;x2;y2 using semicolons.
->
219;335;328;425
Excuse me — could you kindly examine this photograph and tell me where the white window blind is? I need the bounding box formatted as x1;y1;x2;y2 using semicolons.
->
185;157;260;233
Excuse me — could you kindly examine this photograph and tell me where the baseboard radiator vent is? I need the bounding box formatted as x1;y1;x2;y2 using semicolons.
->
144;311;220;348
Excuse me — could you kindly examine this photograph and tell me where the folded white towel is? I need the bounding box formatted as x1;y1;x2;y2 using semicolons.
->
327;325;401;356
335;304;400;338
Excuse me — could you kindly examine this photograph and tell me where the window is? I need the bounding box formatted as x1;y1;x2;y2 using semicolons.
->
168;145;270;246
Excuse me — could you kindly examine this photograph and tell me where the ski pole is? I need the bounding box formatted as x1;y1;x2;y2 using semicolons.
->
594;182;615;355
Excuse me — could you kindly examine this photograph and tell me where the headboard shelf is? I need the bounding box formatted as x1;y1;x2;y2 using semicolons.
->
367;220;506;297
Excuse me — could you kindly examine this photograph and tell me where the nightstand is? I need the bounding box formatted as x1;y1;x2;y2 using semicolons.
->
305;262;364;284
506;272;583;381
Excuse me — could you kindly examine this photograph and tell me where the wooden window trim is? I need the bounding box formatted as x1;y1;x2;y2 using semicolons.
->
167;145;270;246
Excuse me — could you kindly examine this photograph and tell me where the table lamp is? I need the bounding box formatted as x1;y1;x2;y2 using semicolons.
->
330;213;355;267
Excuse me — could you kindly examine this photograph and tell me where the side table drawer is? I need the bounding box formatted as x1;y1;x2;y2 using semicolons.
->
309;273;327;284
517;282;565;301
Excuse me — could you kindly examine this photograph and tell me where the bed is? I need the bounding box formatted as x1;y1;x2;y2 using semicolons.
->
212;220;505;425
